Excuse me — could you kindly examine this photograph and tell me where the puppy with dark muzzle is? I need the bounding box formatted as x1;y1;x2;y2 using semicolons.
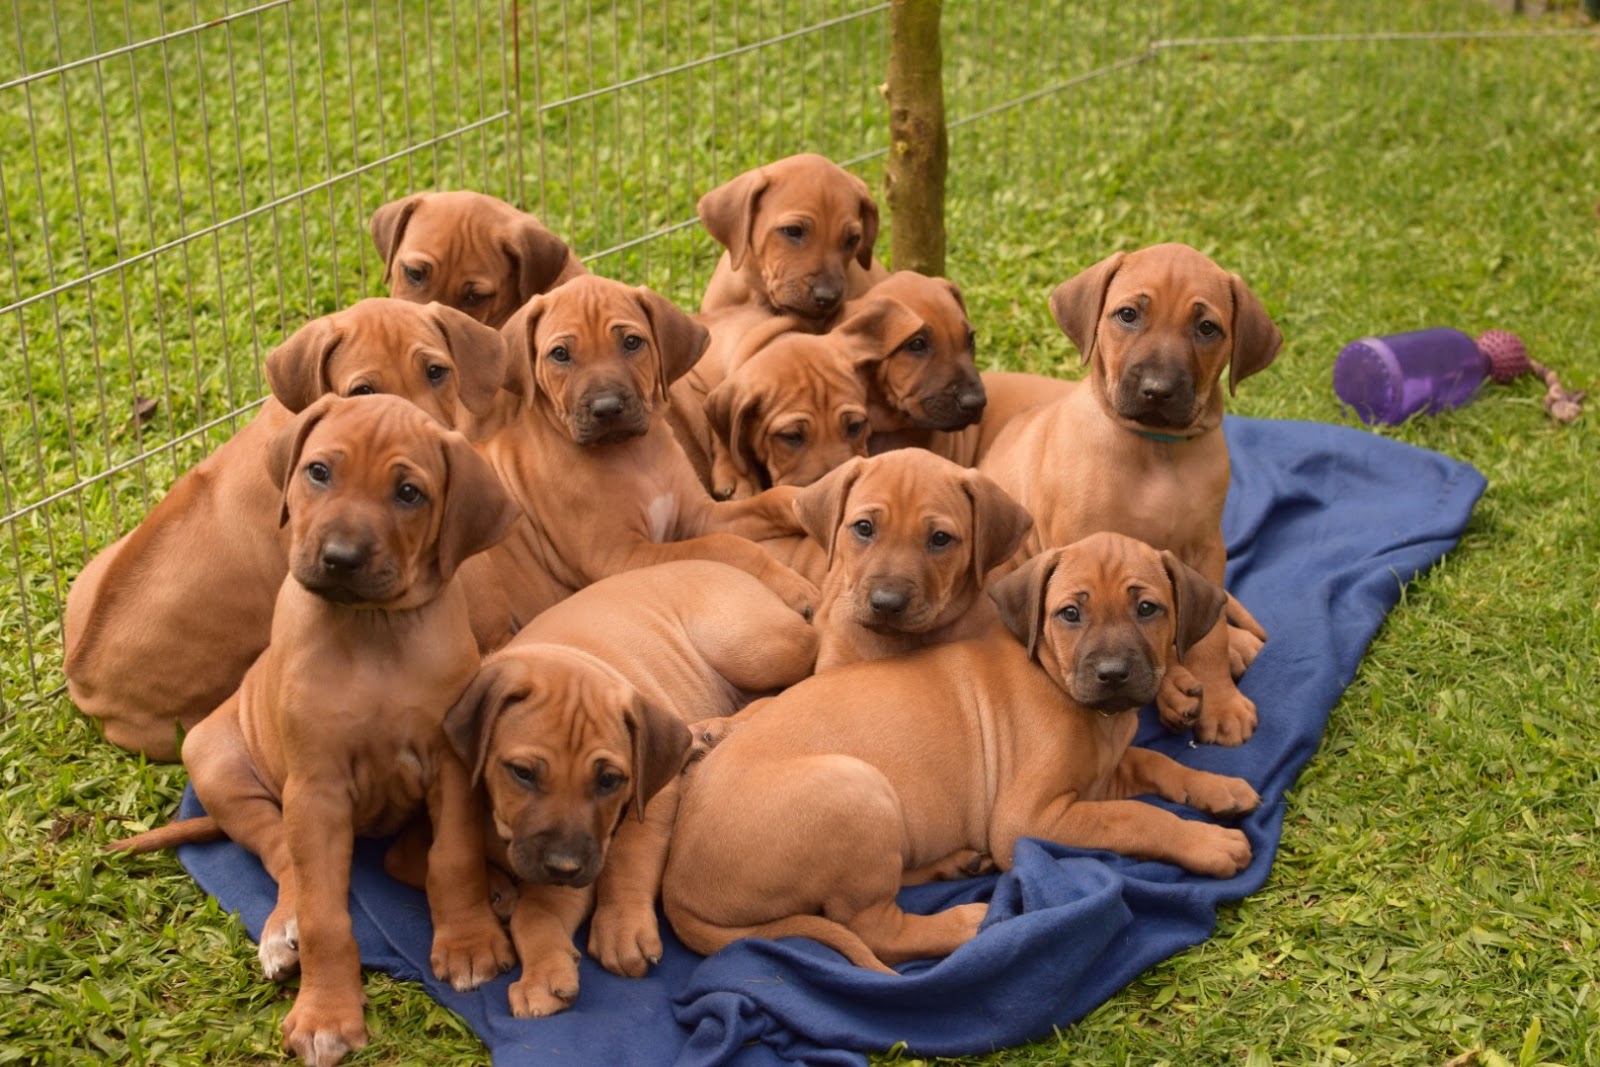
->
664;532;1260;974
832;271;988;453
697;153;889;327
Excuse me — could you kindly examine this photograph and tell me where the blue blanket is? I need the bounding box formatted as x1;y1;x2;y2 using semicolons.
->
178;416;1486;1066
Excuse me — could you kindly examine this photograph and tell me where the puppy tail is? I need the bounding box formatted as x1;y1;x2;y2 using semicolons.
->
107;816;226;854
669;909;897;975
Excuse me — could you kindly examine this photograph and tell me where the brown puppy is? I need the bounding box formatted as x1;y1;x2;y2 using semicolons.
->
663;532;1259;973
441;561;817;1016
794;451;1033;672
698;153;889;327
981;243;1280;745
833;271;987;451
64;299;510;761
700;332;872;500
371;190;587;328
114;394;520;1066
482;274;817;614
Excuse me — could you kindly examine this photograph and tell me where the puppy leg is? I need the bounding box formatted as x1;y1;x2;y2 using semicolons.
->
1156;660;1203;732
689;583;819;693
588;781;680;977
1113;746;1261;818
424;749;517;991
507;883;594;1018
1185;618;1258;746
1225;593;1268;678
615;537;818;619
1028;795;1252;879
901;849;996;885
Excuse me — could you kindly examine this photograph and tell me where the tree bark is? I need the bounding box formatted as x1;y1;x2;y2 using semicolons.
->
885;0;947;277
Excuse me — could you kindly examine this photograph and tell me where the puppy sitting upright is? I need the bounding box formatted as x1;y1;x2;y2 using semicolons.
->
371;190;587;328
697;153;888;328
114;394;520;1067
664;532;1259;974
981;243;1281;745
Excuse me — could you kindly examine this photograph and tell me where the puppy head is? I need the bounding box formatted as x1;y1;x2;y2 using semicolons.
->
795;450;1032;634
264;298;512;427
265;393;519;608
500;275;709;446
1048;243;1282;435
370;190;582;329
704;333;870;494
835;272;986;432
990;532;1227;713
698;153;880;322
441;645;691;887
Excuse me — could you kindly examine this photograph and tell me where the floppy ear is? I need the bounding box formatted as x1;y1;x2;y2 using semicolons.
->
1048;251;1125;365
988;549;1060;661
370;193;425;285
1226;273;1283;395
264;316;344;413
792;456;867;565
941;277;967;314
697;168;769;271
960;470;1034;583
435;431;520;583
428;303;510;418
705;376;764;487
634;286;711;397
505;217;579;303
853;175;881;270
264;394;340;527
497;295;546;404
442;657;527;786
1160;550;1229;660
834;294;925;365
622;693;693;822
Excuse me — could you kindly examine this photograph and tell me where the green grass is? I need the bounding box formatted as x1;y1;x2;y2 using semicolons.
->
4;0;1600;1063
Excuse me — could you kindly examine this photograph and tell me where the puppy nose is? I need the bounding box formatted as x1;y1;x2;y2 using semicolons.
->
1094;658;1131;686
869;587;909;617
588;392;626;419
1139;376;1176;402
810;284;842;311
541;852;585;881
957;388;987;414
319;538;369;573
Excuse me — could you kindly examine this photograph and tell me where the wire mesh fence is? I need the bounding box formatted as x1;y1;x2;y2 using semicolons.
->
3;0;1595;711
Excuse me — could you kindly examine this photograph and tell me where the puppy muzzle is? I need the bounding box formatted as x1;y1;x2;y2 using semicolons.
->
570;386;648;445
510;829;603;887
1072;648;1159;713
1114;360;1197;429
913;374;987;431
291;532;402;604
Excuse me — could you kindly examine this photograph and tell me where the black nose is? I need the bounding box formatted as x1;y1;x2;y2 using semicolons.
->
1138;375;1177;403
1094;658;1130;686
811;284;842;311
588;392;626;419
539;850;586;882
319;538;369;573
869;587;909;617
957;389;987;413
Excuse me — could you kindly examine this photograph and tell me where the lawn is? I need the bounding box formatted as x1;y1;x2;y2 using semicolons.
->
2;0;1597;1064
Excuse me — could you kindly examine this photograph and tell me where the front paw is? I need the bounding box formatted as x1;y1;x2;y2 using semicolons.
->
431;913;516;991
259;910;300;982
508;943;581;1018
1227;623;1265;679
282;987;368;1067
1184;773;1261;818
1192;686;1257;747
768;566;819;621
587;900;661;978
1156;663;1203;731
1179;823;1253;879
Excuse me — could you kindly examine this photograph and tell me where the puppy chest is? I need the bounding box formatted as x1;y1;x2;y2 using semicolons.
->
348;741;437;834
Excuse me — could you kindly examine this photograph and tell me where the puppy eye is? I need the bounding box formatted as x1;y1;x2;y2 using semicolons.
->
347;384;376;397
1057;604;1082;624
843;233;861;250
547;345;571;364
621;333;645;352
843;418;866;439
928;530;955;550
965;329;977;350
504;761;539;790
776;429;806;447
1136;599;1163;618
305;462;331;485
1196;319;1222;340
395;482;426;506
426;364;449;383
903;336;929;355
1114;306;1139;325
778;224;806;242
851;518;874;540
595;769;627;796
461;289;491;308
402;263;429;286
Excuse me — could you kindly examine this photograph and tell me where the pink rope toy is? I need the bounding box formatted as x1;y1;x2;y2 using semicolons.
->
1475;329;1586;425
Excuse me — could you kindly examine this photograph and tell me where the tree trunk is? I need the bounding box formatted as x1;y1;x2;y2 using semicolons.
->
885;0;947;277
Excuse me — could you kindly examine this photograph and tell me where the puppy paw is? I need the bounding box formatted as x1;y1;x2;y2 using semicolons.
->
259;912;300;982
1227;623;1265;679
508;944;581;1018
902;848;997;885
1180;824;1253;879
770;569;819;621
281;988;368;1067
1184;773;1262;818
1191;687;1258;747
488;866;520;922
431;914;516;991
686;716;741;761
587;901;661;978
1156;664;1203;732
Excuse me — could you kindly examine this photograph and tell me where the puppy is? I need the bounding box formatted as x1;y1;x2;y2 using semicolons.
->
663;532;1259;973
482;274;817;615
64;299;510;760
441;561;817;1016
794;451;1033;672
370;190;587;328
981;243;1281;744
698;153;889;327
114;394;520;1066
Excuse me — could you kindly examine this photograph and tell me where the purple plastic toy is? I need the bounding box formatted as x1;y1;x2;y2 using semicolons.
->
1334;327;1584;425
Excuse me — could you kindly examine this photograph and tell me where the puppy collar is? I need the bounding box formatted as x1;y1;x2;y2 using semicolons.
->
1134;429;1190;444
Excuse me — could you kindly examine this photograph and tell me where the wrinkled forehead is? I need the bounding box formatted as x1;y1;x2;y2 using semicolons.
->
304;399;441;464
534;280;648;341
851;454;969;515
406;193;515;248
1046;537;1168;606
492;653;637;744
1108;248;1232;312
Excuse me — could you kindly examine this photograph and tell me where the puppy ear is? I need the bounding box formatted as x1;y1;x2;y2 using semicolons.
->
370;193;425;285
989;549;1060;661
834;293;925;365
497;295;546;404
427;303;510;418
1048;251;1125;365
442;657;526;787
960;470;1034;583
623;693;692;822
792;456;867;566
634;287;710;397
435;431;520;583
264;316;343;413
697;168;769;271
1226;273;1283;396
941;277;968;314
264;394;340;527
1160;550;1229;660
504;217;579;304
705;376;763;487
854;174;881;270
